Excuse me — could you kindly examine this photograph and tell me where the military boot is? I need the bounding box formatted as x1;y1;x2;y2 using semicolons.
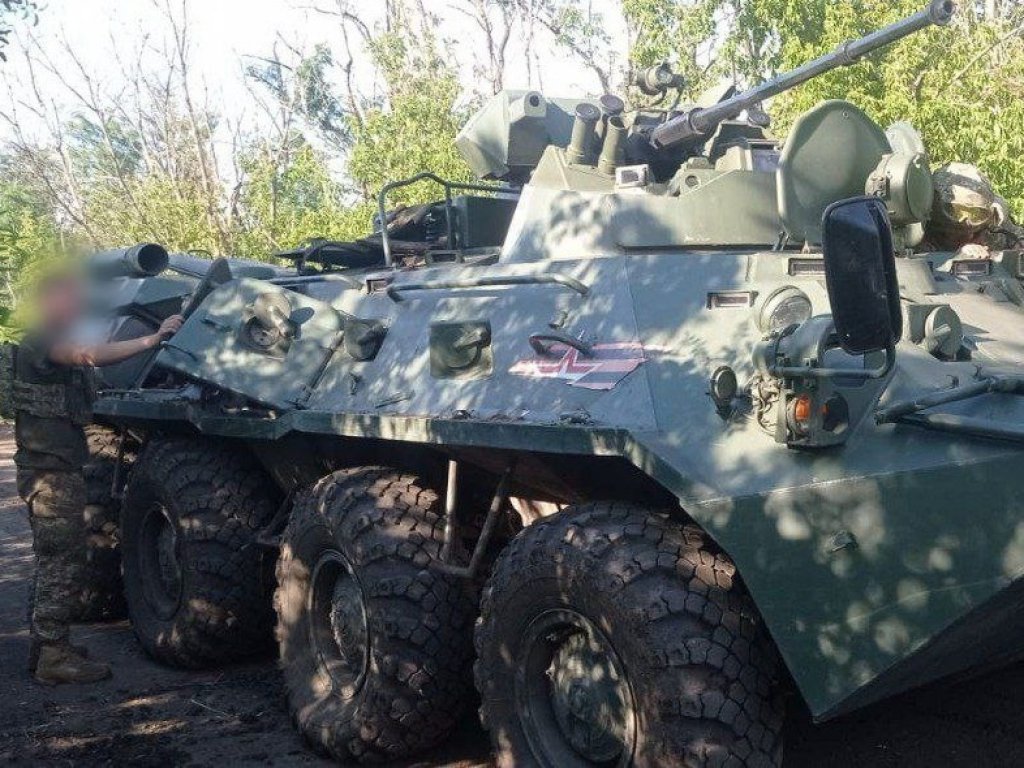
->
28;639;91;673
34;643;111;685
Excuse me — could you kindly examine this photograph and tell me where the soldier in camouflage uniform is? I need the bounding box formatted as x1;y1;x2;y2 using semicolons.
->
13;271;182;685
924;162;1024;252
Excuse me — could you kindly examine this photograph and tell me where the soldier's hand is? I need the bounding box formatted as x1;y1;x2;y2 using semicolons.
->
157;315;185;339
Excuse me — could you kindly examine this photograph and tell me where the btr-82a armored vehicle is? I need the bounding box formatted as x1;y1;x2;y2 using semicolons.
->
80;1;1024;764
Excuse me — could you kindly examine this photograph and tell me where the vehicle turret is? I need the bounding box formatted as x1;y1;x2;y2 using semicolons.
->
457;0;955;187
651;0;954;150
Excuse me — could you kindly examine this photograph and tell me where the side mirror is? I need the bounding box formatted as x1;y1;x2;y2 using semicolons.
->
822;197;902;355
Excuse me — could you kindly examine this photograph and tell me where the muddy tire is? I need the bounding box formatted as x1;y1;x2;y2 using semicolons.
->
275;467;476;763
121;437;279;668
475;502;785;768
69;426;134;622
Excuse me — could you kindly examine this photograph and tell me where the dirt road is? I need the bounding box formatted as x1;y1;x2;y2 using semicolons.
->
1;423;1023;766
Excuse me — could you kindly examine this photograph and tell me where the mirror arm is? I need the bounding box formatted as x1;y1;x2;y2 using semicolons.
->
895;413;1024;445
768;344;895;381
875;375;1024;424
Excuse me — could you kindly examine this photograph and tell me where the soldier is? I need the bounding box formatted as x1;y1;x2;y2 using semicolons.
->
923;162;1024;252
13;269;183;685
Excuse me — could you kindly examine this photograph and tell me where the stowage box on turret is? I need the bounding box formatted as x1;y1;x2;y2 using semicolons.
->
78;1;1024;764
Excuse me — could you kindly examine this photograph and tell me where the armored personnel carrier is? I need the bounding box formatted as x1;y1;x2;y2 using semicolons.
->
82;1;1024;764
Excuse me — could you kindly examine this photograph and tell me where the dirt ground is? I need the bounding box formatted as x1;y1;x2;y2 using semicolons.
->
2;424;1024;766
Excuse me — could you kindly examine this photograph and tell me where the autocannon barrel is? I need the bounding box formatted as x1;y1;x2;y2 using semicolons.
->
650;0;955;150
90;243;170;279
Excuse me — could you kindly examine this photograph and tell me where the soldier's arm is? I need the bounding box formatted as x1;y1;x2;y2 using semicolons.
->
49;315;184;367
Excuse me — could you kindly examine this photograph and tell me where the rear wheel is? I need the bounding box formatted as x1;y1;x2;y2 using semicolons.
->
475;502;784;767
275;467;476;763
121;437;279;667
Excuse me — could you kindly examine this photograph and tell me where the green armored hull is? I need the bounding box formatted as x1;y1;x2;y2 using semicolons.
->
86;1;1024;763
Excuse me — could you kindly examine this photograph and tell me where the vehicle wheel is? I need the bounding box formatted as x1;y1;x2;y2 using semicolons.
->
70;425;135;622
275;467;476;763
475;502;785;768
121;437;279;668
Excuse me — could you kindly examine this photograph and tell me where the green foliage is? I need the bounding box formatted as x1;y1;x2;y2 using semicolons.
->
236;140;371;255
246;43;350;152
622;0;719;99
0;0;477;344
347;74;473;206
545;1;613;65
0;179;62;340
618;0;1024;216
3;0;1022;338
68;115;144;180
241;1;474;238
349;14;474;206
753;0;1024;215
82;176;224;255
0;0;37;62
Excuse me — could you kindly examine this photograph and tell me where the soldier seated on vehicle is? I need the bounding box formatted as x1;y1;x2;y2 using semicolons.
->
13;266;183;686
922;162;1024;253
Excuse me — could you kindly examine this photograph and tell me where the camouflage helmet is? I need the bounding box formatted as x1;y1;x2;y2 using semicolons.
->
931;162;999;234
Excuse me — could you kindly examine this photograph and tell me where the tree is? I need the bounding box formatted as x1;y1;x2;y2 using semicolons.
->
298;0;476;208
749;0;1024;213
0;0;36;62
348;4;474;205
245;42;350;156
515;0;618;92
2;0;1021;302
613;0;1024;214
0;174;62;340
0;0;239;253
452;0;515;94
235;140;366;254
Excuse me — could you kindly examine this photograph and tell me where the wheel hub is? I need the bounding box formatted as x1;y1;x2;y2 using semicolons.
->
155;521;181;597
139;503;182;619
549;632;628;762
309;551;369;698
517;609;635;766
329;574;365;658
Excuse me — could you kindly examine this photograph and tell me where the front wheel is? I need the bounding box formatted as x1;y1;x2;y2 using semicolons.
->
475;502;785;768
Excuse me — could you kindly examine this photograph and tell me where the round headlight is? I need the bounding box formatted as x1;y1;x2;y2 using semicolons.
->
759;286;812;334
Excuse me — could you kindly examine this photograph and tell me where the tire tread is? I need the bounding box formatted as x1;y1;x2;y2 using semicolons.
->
475;502;784;768
122;437;278;668
275;467;475;763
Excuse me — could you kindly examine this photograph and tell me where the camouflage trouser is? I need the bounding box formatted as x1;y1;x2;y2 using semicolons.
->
17;469;87;646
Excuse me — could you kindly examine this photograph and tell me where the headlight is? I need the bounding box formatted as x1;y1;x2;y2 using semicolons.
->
758;286;812;334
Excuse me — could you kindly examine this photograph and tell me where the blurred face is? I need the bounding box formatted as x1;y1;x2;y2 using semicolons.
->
37;277;84;332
